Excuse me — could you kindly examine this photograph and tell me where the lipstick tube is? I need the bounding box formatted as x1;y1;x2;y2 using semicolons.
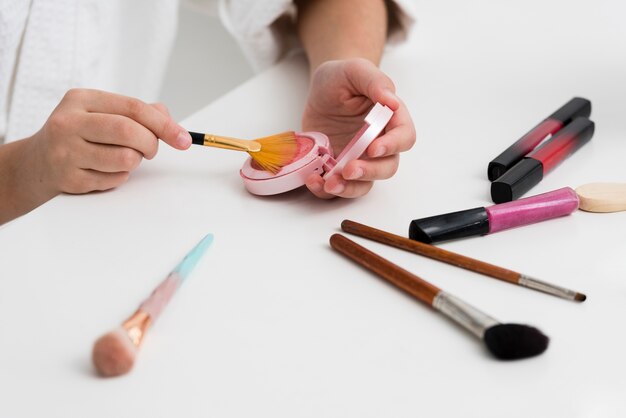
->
409;187;579;244
491;118;594;203
487;97;591;181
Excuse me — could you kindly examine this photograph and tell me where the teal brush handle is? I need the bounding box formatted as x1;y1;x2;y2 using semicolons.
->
172;233;214;282
139;233;214;320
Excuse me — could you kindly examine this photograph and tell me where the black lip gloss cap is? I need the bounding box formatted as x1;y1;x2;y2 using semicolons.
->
488;159;514;182
548;97;591;124
491;158;544;203
409;207;489;244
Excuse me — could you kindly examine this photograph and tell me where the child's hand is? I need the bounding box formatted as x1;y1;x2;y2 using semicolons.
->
27;89;191;195
302;59;415;198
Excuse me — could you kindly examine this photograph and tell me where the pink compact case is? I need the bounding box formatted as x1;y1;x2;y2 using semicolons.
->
240;103;393;195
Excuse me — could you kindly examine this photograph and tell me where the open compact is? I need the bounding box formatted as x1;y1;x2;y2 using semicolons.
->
240;103;393;195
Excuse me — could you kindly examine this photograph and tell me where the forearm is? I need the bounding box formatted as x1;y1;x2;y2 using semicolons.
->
0;138;56;225
295;0;388;70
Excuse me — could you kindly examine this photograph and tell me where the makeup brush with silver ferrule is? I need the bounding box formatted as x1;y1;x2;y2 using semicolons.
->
330;233;549;360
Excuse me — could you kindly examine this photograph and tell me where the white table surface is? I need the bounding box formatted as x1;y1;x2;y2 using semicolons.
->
2;1;625;417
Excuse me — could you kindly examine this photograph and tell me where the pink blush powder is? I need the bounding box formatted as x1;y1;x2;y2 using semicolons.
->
290;136;315;162
250;136;315;171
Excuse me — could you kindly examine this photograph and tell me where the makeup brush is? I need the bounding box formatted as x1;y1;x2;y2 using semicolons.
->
92;233;214;377
330;234;549;360
341;219;586;302
189;131;298;174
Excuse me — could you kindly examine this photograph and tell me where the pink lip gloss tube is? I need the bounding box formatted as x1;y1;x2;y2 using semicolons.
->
409;187;579;244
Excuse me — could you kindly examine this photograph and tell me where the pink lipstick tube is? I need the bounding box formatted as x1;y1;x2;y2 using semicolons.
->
409;187;579;244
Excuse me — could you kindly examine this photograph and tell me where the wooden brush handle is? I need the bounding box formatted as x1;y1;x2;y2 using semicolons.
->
330;234;440;306
341;220;520;284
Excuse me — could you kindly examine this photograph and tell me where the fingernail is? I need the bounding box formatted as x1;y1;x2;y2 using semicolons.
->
328;181;346;195
347;167;364;180
374;146;387;158
383;89;399;105
177;130;192;148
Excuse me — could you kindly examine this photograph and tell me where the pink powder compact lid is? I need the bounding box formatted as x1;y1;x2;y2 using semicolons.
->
240;103;393;196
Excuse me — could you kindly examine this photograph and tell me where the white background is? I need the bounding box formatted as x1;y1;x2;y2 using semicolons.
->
1;1;626;417
159;3;253;121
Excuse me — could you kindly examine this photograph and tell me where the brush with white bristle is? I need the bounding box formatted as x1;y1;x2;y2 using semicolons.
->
330;234;549;360
92;233;214;377
189;131;298;174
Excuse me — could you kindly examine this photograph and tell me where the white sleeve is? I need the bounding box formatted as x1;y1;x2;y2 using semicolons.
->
218;0;415;72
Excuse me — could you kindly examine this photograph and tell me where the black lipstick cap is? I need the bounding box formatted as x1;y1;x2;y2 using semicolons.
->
548;97;591;124
409;207;489;244
490;158;544;203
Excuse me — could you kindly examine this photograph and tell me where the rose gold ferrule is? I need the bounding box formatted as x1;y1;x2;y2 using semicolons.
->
122;310;152;347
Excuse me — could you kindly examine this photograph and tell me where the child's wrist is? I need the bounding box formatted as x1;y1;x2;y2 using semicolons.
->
19;135;60;202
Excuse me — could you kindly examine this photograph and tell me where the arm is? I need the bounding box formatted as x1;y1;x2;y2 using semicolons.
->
295;0;416;198
295;0;387;69
0;138;54;225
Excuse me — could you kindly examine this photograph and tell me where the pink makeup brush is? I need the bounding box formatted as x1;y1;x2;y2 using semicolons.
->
92;234;213;377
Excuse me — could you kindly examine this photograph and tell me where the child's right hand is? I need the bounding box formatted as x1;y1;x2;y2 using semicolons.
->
27;88;192;195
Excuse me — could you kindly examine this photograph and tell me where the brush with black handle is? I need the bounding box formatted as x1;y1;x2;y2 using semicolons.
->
188;131;298;174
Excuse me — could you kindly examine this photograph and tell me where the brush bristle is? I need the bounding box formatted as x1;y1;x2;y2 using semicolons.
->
483;324;549;360
249;131;298;174
92;328;138;377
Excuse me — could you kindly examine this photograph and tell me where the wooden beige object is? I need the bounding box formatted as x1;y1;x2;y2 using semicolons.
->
576;183;626;213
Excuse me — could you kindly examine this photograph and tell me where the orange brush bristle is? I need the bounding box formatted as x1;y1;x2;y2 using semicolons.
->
249;131;299;174
189;130;299;174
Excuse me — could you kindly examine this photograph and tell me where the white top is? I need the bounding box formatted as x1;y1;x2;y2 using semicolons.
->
0;1;625;416
0;0;414;144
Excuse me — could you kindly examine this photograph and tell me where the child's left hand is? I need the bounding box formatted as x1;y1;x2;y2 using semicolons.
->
302;58;416;198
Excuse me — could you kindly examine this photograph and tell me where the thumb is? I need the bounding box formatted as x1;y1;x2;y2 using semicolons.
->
345;59;399;110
